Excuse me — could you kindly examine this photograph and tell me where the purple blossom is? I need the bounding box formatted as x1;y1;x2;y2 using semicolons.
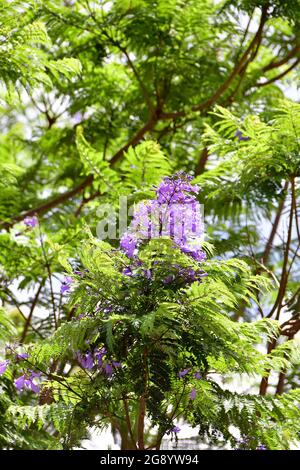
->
256;444;267;450
111;361;122;368
104;363;113;377
28;379;40;393
77;351;94;369
144;269;152;279
103;305;114;314
120;233;137;258
178;368;191;379
170;426;181;434
0;360;9;375
123;266;133;276
14;374;26;390
235;130;250;142
60;276;73;294
24;216;38;227
74;270;84;277
94;347;107;368
194;371;202;380
14;371;41;393
189;388;197;400
156;173;199;205
163;274;175;285
16;353;29;360
120;173;205;263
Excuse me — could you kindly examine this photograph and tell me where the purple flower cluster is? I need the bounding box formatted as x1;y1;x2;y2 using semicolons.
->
163;266;207;286
235;436;267;450
24;215;38;227
178;369;202;380
60;276;73;294
235;130;250;142
0;351;29;377
120;173;205;263
120;233;137;259
178;368;191;378
76;347;121;377
170;426;181;434
14;371;41;393
156;173;199;205
178;369;202;400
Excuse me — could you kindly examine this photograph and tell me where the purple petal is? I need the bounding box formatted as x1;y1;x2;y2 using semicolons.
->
178;368;191;379
104;363;113;376
14;374;26;391
111;361;121;368
123;266;133;277
17;353;29;360
0;360;9;375
24;216;38;227
171;426;181;433
77;352;94;369
29;381;40;394
189;388;197;400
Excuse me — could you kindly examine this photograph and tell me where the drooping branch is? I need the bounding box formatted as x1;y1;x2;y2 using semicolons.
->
1;116;158;228
256;57;300;88
262;181;288;266
262;44;300;72
159;5;270;120
195;147;209;176
20;280;45;342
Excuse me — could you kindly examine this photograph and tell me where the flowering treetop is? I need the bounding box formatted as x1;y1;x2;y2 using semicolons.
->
120;172;205;262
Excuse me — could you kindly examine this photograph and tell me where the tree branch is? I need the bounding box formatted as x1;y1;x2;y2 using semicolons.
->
256;57;300;88
159;5;269;120
262;44;300;72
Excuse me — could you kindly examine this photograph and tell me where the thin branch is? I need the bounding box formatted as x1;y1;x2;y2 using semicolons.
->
266;180;294;319
38;224;58;329
20;280;45;342
122;396;137;450
159;5;270;120
256;57;300;88
195;147;209;176
262;181;288;266
262;44;300;72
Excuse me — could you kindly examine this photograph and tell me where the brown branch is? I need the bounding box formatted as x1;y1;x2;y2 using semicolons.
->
137;396;146;450
109;115;158;166
267;178;296;319
119;45;155;114
262;44;300;72
0;174;94;228
195;147;209;176
74;190;100;217
4;288;44;339
275;336;294;395
259;337;277;395
20;280;45;342
122;396;137;449
256;57;300;88
1;115;158;228
262;180;288;266
159;5;269;120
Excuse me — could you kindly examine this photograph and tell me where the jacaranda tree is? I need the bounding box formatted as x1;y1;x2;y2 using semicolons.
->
1;0;300;450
